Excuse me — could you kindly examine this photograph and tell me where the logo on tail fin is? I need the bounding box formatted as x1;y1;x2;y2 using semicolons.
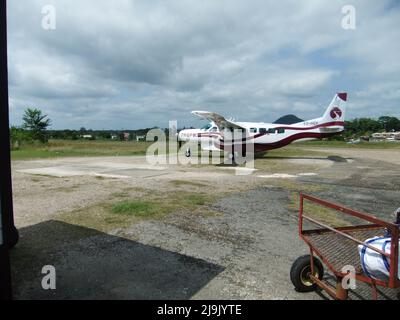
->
330;107;343;119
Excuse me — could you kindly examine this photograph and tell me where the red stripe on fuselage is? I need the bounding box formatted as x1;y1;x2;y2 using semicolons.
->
197;133;223;138
217;131;341;152
253;132;339;152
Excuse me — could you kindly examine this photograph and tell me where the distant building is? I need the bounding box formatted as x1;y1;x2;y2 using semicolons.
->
81;135;93;139
136;135;146;141
371;132;400;141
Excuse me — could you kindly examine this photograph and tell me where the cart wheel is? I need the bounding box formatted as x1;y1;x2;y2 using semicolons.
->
290;255;324;292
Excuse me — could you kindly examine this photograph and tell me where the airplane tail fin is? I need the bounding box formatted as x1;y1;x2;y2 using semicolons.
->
321;92;347;123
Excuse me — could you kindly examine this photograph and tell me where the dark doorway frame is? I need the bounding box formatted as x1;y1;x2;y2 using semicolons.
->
0;0;16;300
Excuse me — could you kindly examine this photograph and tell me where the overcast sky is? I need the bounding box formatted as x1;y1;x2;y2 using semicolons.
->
7;0;400;130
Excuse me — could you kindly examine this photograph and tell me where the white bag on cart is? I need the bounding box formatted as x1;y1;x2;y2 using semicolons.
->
358;236;400;281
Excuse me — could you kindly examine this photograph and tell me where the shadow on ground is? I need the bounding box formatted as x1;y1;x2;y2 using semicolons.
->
10;220;224;300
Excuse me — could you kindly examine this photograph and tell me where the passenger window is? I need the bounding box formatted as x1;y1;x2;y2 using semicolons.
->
268;128;276;134
277;128;285;134
259;128;267;134
249;128;257;133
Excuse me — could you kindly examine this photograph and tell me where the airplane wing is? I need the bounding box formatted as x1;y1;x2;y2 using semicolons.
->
191;111;246;130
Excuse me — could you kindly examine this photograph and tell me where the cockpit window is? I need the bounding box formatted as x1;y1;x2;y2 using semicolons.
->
211;127;218;132
201;123;212;130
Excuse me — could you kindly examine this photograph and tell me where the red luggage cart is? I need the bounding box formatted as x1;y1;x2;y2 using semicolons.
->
290;193;400;300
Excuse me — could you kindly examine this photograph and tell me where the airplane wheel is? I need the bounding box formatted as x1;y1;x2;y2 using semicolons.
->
185;148;191;157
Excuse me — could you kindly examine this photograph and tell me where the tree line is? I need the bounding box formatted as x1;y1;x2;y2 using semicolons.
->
10;108;400;148
10;108;160;149
48;128;155;141
342;116;400;139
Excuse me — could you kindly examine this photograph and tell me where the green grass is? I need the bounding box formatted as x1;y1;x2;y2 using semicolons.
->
169;180;207;187
11;139;154;160
183;194;207;205
111;201;159;217
111;195;207;217
57;190;217;232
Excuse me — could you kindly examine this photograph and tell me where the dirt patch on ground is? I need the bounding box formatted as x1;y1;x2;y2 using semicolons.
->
305;147;400;166
10;148;400;299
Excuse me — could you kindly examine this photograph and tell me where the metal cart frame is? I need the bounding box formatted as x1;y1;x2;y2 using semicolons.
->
297;193;400;300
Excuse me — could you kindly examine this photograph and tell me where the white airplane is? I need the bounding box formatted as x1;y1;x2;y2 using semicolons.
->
178;93;347;158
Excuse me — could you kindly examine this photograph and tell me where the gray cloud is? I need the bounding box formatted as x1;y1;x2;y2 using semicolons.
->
7;0;400;129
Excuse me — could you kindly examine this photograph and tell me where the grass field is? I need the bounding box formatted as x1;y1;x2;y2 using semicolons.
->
11;140;154;160
10;138;400;160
